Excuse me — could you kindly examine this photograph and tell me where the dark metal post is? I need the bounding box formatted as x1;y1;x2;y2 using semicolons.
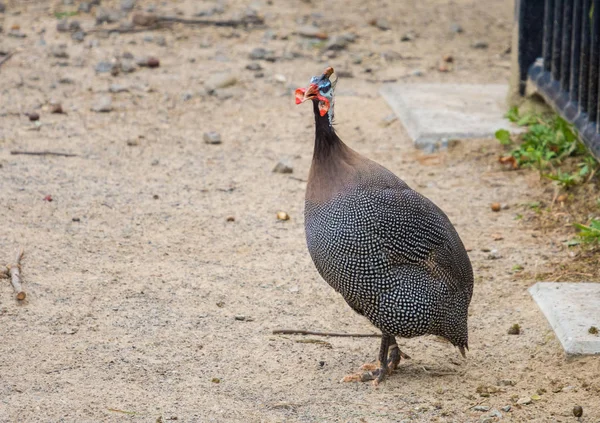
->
543;0;555;71
552;0;564;81
580;0;591;113
588;0;600;122
569;0;582;102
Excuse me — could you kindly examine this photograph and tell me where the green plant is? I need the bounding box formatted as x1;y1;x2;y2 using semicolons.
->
574;219;600;244
496;107;599;187
54;11;78;19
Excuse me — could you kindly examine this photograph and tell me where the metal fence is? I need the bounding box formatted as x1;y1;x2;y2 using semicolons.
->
516;0;600;160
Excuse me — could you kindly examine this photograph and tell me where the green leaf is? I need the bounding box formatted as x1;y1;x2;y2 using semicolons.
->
495;129;512;145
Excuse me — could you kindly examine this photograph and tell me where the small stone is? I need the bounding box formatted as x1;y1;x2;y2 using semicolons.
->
71;31;85;42
204;73;237;93
51;44;69;58
572;405;583;418
491;202;501;212
487;249;501;260
507;323;520;335
72;217;80;222
400;31;415;41
488;409;503;419
226;216;235;222
120;0;136;11
126;138;139;146
249;47;276;61
324;35;349;51
109;84;128;93
380;114;398;127
203;132;221;144
516;397;531;406
146;57;160;68
374;18;390;31
274;74;286;83
95;61;115;73
181;92;193;101
8;29;26;38
450;23;463;33
28;112;40;121
410;69;424;77
211;377;220;383
132;12;157;26
277;211;290;221
120;59;136;73
50;103;63;114
473;406;490;412
501;405;511;412
78;2;92;13
273;160;293;174
91;95;113;112
68;20;82;32
472;40;489;49
498;379;515;386
245;62;262;71
234;315;246;321
297;25;328;39
96;8;121;25
56;19;69;32
480;418;493;423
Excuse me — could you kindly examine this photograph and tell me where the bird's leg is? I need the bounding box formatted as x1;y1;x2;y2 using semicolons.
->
387;336;411;371
342;335;411;383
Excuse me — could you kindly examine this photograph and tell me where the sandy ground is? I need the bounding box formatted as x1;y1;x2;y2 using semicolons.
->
1;0;599;422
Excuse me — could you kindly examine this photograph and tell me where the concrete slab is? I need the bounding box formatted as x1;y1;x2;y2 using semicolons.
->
529;282;600;355
379;83;522;150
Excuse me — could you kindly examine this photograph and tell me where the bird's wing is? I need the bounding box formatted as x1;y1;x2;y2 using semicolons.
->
372;185;473;298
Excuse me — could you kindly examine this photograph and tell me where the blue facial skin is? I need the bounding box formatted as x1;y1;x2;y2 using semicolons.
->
310;75;335;124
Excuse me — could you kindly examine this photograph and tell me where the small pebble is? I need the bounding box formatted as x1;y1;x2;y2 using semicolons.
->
273;74;286;83
71;31;85;42
51;45;69;58
516;397;531;405
573;405;583;418
109;84;128;93
91;96;113;112
56;19;69;32
72;217;80;222
120;0;136;11
204;73;237;93
411;69;424;77
501;405;511;412
487;249;501;260
297;25;328;39
50;103;63;114
68;21;82;32
450;23;463;33
146;57;160;68
400;31;415;41
226;216;235;222
211;377;220;383
324;35;349;51
245;62;262;71
95;61;115;73
472;40;489;49
374;18;390;31
234;315;246;321
249;47;276;61
78;2;92;13
203;132;222;144
28;112;40;121
273;160;293;174
277;211;290;221
473;405;490;412
491;202;501;212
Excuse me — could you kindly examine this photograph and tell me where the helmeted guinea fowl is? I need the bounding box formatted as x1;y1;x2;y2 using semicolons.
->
295;67;474;383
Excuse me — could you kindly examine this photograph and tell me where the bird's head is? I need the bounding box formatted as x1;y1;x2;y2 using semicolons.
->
295;67;337;123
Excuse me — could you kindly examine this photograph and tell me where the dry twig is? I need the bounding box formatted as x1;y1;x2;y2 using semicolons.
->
8;248;26;301
273;329;381;338
10;150;78;157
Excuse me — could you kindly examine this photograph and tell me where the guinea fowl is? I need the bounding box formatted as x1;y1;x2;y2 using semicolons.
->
295;67;474;383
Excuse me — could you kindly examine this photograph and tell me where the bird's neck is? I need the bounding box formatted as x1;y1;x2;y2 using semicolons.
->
312;101;343;162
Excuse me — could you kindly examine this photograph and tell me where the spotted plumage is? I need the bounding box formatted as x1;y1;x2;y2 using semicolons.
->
296;68;474;383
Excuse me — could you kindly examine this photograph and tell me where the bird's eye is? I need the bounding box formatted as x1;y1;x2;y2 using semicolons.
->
320;82;331;93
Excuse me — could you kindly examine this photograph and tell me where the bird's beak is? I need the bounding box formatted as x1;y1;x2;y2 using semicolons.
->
295;83;330;116
295;83;319;104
